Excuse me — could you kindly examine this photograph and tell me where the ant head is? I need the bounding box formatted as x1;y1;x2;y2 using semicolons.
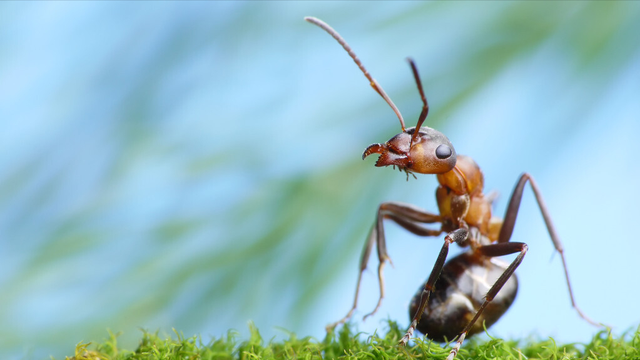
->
305;17;457;176
362;56;456;176
363;126;456;175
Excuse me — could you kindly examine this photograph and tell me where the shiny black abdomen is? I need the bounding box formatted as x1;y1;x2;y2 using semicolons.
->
409;251;518;342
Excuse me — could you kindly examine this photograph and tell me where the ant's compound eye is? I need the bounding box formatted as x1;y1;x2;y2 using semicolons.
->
435;144;452;159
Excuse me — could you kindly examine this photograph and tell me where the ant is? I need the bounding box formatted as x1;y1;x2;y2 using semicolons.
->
305;16;602;359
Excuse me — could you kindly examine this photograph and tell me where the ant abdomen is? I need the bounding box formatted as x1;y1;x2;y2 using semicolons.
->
409;251;518;342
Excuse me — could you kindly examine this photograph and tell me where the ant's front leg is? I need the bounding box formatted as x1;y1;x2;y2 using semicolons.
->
325;201;443;332
399;225;469;346
445;241;528;360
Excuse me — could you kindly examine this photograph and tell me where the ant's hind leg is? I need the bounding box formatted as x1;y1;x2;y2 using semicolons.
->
498;173;600;326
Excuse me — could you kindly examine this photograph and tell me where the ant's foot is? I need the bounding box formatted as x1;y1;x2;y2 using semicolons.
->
398;320;416;346
398;333;411;346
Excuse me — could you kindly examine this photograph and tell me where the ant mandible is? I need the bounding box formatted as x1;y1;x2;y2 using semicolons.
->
305;16;602;359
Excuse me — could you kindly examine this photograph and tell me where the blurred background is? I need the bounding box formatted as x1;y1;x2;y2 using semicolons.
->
1;2;639;359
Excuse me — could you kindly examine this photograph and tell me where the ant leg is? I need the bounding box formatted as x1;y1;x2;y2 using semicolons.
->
363;206;444;321
326;201;442;332
497;173;599;326
446;242;528;360
400;226;469;346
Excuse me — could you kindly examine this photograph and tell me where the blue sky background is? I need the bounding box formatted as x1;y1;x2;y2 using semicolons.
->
1;2;639;359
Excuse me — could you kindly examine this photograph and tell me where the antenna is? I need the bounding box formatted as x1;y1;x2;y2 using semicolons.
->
305;16;406;131
407;58;430;146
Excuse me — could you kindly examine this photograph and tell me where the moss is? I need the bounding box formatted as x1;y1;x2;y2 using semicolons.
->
62;322;638;360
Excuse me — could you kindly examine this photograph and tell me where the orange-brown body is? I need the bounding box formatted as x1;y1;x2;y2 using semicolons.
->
414;154;518;341
436;155;502;243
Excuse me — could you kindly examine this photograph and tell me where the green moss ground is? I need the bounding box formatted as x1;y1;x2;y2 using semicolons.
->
63;322;639;360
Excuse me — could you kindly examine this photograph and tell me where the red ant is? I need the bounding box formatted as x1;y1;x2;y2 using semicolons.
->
305;17;602;359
